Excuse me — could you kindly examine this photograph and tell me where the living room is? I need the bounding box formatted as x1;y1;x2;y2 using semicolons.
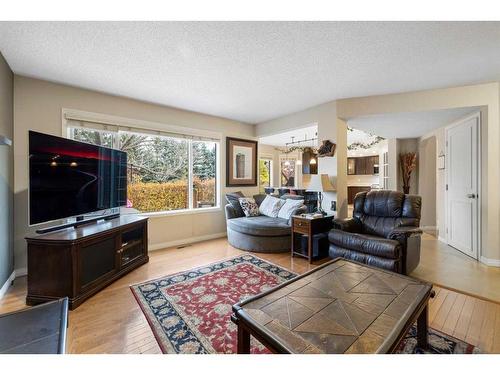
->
1;3;499;373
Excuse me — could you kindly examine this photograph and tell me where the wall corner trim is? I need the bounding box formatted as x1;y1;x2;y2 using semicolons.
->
0;270;16;301
479;256;500;267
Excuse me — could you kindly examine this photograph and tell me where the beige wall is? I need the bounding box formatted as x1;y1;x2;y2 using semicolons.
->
386;138;399;191
0;52;13;286
13;76;257;271
418;136;437;229
255;102;347;217
336;83;499;262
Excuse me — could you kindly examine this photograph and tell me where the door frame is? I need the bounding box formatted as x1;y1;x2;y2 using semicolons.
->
444;111;481;260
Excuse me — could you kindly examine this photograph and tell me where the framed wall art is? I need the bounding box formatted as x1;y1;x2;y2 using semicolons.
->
226;137;258;186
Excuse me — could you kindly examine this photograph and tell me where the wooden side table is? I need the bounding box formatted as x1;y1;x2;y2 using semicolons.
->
291;214;334;263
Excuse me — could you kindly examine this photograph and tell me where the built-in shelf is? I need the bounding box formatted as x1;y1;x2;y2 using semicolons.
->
0;135;12;146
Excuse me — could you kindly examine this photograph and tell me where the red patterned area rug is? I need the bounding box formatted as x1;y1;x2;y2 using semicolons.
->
131;254;479;354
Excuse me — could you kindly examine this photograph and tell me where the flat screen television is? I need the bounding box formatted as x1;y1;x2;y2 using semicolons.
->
29;131;127;225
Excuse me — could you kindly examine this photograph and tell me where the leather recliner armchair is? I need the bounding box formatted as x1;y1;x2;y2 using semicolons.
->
329;190;422;275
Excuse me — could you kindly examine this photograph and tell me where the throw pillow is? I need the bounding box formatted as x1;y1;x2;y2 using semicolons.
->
253;194;267;207
258;195;285;218
225;191;245;217
238;197;260;217
278;199;305;220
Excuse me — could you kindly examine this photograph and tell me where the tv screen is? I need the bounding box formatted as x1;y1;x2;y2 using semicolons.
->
29;131;127;225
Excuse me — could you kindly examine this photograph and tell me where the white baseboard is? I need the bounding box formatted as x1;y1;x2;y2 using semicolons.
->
149;232;227;252
421;226;438;231
438;236;447;243
0;270;16;301
15;267;27;277
480;256;500;267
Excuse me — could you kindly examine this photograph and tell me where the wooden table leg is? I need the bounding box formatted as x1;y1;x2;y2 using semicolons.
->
417;304;429;350
237;323;251;354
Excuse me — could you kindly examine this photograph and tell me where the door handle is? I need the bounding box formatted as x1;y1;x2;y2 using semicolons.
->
467;193;476;199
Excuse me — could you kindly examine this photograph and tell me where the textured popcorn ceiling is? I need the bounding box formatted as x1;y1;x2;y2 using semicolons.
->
1;22;499;123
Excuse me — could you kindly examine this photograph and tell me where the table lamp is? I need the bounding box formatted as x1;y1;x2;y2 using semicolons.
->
305;174;335;216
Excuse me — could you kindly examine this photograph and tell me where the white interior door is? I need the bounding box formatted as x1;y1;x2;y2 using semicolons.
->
446;113;480;259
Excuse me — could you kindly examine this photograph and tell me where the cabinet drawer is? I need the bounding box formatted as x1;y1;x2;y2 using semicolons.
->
293;218;310;234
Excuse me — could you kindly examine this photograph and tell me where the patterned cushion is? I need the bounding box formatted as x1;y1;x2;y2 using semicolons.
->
238;197;260;217
258;195;285;218
278;199;305;220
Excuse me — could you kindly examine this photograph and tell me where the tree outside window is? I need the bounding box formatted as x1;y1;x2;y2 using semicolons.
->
70;127;217;213
259;158;272;193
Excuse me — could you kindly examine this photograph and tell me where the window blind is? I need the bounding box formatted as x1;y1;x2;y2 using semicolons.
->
65;117;220;142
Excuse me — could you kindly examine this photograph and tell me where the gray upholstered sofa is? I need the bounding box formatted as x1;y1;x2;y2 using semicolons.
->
225;193;306;253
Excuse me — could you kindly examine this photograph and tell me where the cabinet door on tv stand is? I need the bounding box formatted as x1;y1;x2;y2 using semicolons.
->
76;235;119;293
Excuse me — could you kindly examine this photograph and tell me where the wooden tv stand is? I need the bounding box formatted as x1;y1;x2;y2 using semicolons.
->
26;215;149;310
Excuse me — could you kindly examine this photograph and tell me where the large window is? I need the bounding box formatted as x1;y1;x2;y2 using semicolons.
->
68;123;218;214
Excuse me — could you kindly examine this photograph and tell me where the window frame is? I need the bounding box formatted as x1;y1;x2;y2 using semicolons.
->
258;156;273;191
62;109;221;217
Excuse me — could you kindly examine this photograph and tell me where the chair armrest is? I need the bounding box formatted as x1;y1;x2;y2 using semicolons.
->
387;226;423;241
225;204;240;220
388;227;423;275
332;218;361;233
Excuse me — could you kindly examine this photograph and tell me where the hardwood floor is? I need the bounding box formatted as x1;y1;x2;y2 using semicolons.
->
411;233;500;302
1;237;500;353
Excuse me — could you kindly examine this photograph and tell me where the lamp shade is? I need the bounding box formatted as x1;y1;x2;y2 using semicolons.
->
305;174;335;192
0;135;12;146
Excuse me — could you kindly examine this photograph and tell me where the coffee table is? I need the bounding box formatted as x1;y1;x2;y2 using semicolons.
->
232;258;433;353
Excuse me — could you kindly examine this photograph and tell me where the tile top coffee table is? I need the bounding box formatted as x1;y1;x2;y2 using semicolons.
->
232;258;433;354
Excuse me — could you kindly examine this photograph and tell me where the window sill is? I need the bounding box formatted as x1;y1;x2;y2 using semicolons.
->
133;206;222;219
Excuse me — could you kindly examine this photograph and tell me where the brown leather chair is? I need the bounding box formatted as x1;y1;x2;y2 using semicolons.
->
329;190;422;275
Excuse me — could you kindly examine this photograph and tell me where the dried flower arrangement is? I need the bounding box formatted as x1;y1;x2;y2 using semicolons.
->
399;152;417;194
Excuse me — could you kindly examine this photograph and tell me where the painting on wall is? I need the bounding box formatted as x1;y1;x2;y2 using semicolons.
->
226;137;258;186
